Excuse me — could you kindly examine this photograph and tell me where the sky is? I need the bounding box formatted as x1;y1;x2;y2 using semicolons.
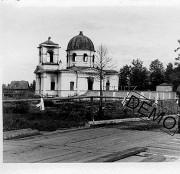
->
1;0;180;84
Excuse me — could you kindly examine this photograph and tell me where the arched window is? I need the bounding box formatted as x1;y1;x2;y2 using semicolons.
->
92;55;95;63
72;53;77;62
47;51;54;63
83;54;88;62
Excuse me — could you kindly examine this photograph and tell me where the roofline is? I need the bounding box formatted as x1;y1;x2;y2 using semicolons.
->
38;45;60;48
66;49;96;52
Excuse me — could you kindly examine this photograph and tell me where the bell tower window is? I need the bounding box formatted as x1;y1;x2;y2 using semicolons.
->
72;53;76;62
83;54;88;62
47;50;54;63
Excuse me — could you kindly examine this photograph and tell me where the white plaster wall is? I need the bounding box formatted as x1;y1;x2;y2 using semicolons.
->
35;75;40;94
93;78;100;90
58;72;77;97
41;74;44;95
156;86;173;92
35;75;39;91
37;73;58;96
43;65;59;70
78;77;88;91
60;73;77;91
36;71;118;97
109;75;119;90
67;50;95;68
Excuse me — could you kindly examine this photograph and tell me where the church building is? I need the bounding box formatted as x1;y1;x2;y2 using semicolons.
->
34;31;119;97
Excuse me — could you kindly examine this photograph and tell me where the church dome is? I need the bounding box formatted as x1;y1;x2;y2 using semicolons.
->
67;31;95;51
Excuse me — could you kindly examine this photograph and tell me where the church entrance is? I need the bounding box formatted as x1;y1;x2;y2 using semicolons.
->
87;77;94;90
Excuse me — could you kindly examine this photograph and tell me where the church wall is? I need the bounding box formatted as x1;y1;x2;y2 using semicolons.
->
93;78;100;90
67;50;95;68
35;75;40;95
59;72;78;97
108;75;119;91
41;74;44;95
46;73;58;96
42;65;59;69
36;73;58;96
78;77;88;93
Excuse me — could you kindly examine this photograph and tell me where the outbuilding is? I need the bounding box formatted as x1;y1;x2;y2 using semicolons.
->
156;83;173;92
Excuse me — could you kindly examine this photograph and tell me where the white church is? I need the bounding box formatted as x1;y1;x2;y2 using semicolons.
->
34;31;119;97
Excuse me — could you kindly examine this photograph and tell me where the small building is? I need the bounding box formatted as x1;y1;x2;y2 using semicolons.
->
156;83;173;92
8;81;29;92
34;31;119;97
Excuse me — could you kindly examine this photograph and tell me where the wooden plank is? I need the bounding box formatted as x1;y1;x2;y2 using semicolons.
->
86;147;148;162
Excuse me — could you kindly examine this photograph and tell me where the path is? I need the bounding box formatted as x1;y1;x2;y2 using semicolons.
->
3;126;180;162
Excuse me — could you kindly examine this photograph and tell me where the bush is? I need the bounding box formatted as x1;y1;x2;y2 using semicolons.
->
3;102;30;114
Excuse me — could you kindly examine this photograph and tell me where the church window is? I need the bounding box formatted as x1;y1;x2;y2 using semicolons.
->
83;54;88;62
72;53;76;62
47;51;54;63
51;81;55;90
70;81;74;91
92;55;95;63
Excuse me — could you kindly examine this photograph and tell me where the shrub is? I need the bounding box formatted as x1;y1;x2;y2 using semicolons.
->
3;102;30;114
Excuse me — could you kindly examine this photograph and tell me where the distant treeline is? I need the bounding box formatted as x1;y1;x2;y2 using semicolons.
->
118;58;180;92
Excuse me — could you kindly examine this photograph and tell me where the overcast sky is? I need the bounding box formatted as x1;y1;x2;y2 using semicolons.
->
2;0;180;84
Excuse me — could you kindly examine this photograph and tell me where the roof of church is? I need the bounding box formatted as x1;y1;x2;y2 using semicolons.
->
34;65;118;74
67;31;95;51
66;66;118;74
40;37;58;46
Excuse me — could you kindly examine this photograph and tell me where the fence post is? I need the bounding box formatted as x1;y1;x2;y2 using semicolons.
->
133;97;135;118
90;97;94;122
161;100;163;113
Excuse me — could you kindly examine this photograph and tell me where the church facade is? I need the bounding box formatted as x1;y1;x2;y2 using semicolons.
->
34;31;119;97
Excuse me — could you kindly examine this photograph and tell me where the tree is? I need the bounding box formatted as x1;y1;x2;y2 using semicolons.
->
29;80;36;91
131;59;149;90
169;65;180;91
174;39;180;66
119;65;132;90
95;44;115;117
2;83;6;88
165;63;174;84
149;59;165;90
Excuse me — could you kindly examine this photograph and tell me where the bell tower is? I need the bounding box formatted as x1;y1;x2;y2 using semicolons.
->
38;37;60;68
34;37;61;96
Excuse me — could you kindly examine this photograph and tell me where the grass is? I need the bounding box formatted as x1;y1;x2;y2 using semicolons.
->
3;99;134;132
4;98;177;132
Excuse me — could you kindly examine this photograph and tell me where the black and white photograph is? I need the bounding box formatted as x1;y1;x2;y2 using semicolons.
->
1;0;180;173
